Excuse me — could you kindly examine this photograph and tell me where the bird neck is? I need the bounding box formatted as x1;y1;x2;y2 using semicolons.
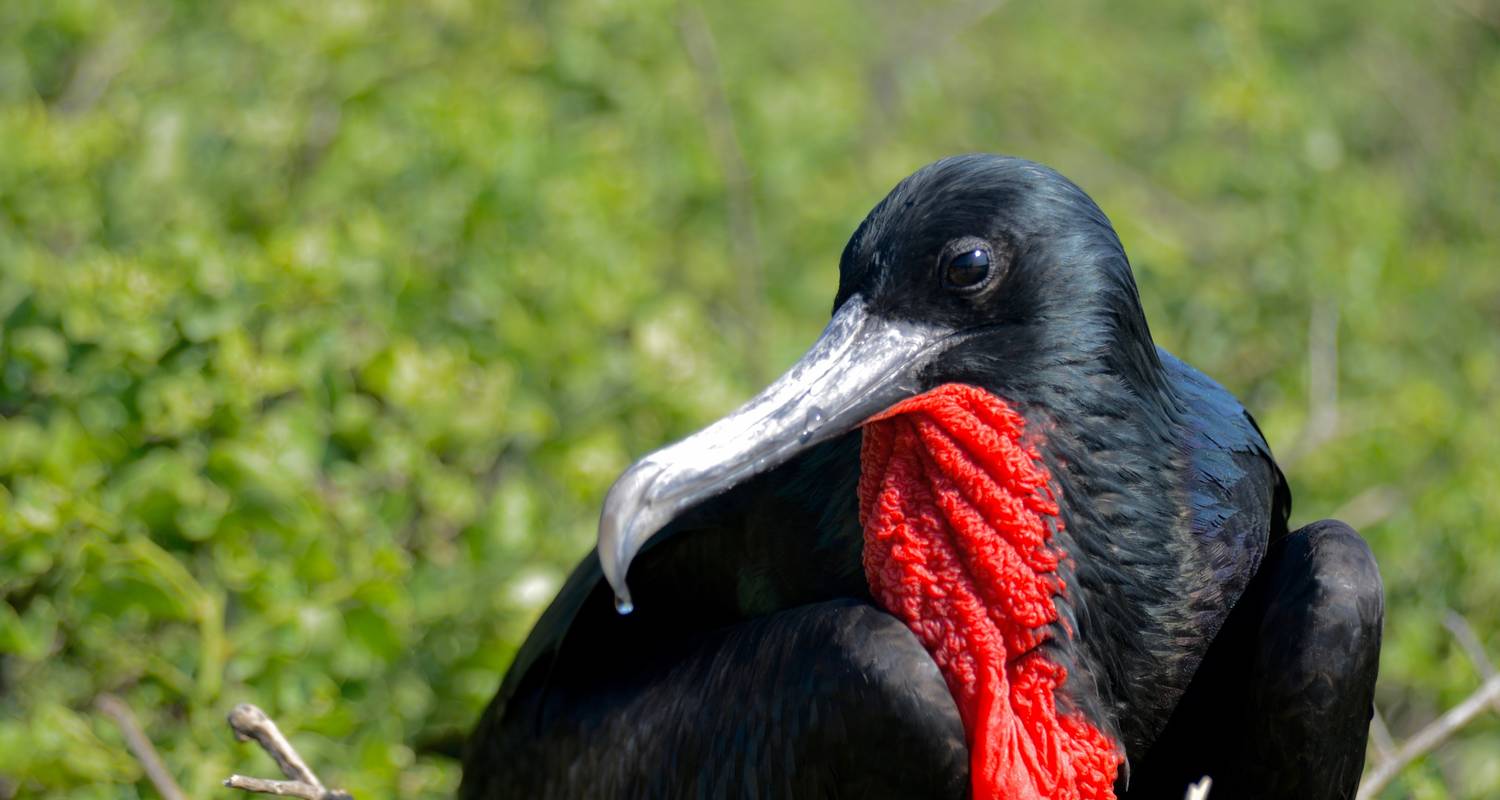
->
1020;362;1205;758
859;383;1123;800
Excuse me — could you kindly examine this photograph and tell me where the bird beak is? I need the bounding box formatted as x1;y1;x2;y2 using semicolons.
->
598;296;948;611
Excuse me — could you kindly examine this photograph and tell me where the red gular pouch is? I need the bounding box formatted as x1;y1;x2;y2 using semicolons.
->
858;383;1122;800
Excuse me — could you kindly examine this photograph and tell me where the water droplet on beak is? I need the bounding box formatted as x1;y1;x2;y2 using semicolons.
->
799;406;826;444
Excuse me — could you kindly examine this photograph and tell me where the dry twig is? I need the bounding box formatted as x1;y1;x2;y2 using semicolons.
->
1331;485;1405;532
1368;705;1398;762
1358;673;1500;798
675;2;769;382
1184;775;1213;800
1443;610;1500;712
1280;299;1340;467
1355;612;1500;797
96;694;188;800
223;704;353;800
56;21;143;115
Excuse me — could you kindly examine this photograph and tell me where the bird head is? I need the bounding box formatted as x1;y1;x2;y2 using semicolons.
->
600;154;1161;609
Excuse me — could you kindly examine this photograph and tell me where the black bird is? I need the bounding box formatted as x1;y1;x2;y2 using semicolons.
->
461;155;1384;799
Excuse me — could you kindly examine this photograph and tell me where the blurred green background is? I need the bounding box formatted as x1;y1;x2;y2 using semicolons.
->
1;0;1496;797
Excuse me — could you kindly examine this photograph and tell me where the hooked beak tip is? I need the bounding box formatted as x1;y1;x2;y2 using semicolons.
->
598;459;669;614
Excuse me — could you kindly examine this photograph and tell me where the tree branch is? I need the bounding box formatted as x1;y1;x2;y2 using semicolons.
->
1331;485;1405;532
223;704;353;800
675;2;768;382
96;694;188;800
1368;705;1397;762
1280;298;1340;467
1443;610;1500;713
223;776;336;800
1357;674;1500;799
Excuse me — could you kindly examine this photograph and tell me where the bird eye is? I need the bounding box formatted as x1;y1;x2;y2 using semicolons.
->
944;247;992;290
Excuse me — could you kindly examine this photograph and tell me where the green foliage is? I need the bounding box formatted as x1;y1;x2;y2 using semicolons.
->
0;0;1496;797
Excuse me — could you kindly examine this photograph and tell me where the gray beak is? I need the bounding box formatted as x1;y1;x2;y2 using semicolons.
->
597;296;949;611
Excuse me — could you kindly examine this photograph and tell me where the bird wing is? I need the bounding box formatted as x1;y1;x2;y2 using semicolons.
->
1125;520;1383;799
1159;348;1290;622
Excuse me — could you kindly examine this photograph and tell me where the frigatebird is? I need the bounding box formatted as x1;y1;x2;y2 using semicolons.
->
461;155;1384;799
